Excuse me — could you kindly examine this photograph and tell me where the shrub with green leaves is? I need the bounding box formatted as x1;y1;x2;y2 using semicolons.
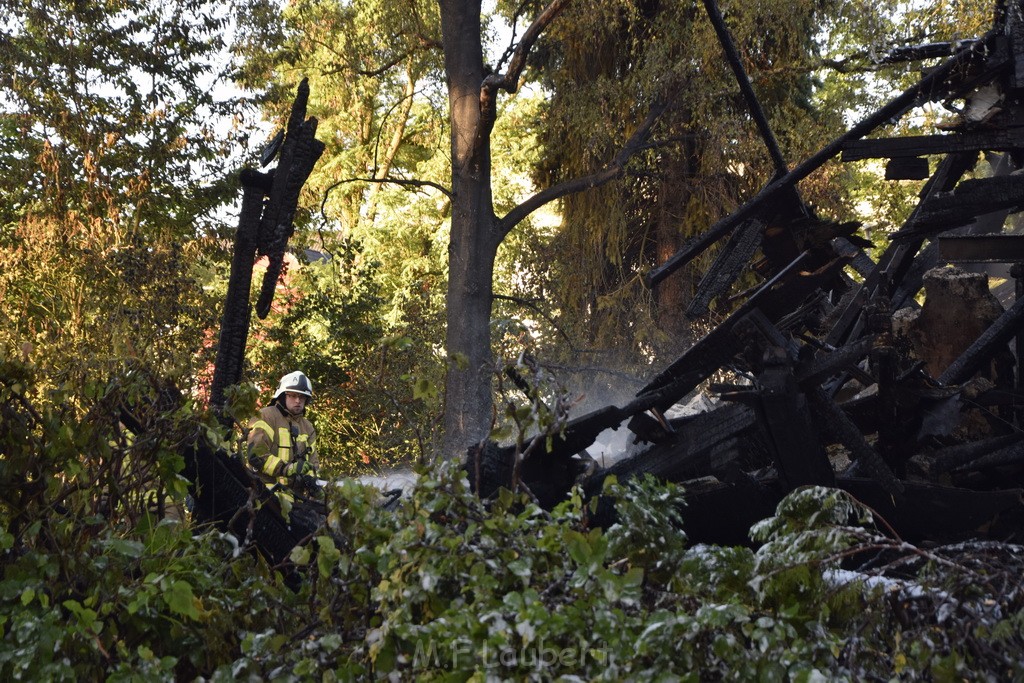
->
235;474;1024;680
0;353;301;680
3;357;1023;679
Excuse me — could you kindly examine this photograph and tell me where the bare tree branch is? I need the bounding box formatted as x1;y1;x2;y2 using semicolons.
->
493;293;576;349
320;176;452;222
477;0;571;138
497;87;677;238
484;0;570;96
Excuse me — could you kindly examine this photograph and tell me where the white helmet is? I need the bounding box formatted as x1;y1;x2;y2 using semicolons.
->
273;371;313;402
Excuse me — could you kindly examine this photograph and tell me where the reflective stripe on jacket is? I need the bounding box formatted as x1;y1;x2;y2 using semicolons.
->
247;403;318;483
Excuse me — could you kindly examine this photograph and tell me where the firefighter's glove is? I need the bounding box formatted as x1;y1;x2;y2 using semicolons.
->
283;459;315;478
294;474;321;496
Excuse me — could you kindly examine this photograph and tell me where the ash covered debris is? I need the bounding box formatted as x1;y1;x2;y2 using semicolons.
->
466;0;1024;548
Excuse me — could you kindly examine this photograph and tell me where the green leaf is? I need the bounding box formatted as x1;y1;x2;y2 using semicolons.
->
317;536;342;578
104;537;145;559
565;530;591;565
413;376;437;400
164;579;201;620
290;545;312;566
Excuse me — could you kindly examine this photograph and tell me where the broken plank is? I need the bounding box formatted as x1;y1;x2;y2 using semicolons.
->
795;336;875;387
806;388;904;495
885;156;930;180
938;234;1024;262
624;475;1024;548
757;347;836;490
610;403;764;481
836;478;1024;545
841;128;1024;161
686;218;765;319
928;433;1023;474
912;174;1024;232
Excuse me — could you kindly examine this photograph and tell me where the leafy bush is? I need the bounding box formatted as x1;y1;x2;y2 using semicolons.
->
213;473;1024;681
0;352;298;680
3;359;1023;680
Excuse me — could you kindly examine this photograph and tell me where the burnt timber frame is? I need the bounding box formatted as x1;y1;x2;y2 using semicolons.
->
469;0;1024;548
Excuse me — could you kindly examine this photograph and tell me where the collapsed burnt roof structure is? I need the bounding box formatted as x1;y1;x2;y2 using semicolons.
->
128;3;1024;572
468;0;1024;547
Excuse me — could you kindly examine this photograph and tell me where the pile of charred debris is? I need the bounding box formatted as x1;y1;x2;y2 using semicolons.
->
468;0;1024;548
129;3;1024;573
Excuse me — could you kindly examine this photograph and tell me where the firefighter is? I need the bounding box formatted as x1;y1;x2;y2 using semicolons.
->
247;371;319;495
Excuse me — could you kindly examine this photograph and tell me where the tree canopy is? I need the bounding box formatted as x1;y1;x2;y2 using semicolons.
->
229;0;997;454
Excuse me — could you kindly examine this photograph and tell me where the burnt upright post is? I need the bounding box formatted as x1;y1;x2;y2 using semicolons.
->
208;79;325;427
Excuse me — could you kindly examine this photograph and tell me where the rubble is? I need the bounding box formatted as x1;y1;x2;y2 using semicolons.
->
467;0;1024;548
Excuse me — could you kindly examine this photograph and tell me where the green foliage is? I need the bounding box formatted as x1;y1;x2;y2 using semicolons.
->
2;362;1023;679
603;475;689;586
241;236;439;474
0;353;295;680
0;0;246;394
269;471;1024;680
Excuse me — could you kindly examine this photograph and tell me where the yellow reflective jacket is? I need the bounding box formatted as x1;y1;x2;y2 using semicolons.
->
247;403;318;485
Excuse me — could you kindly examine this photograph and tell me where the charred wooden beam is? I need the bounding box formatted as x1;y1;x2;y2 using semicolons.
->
938;234;1024;262
866;296;904;462
624;474;1024;548
894;152;1016;243
209;80;325;423
645;34;997;289
882;40;978;65
466;438;598;509
734;307;801;359
1008;0;1024;88
756;346;836;489
702;0;788;176
885;157;931;180
836;478;1024;545
1015;262;1024;426
911;175;1024;233
890;240;941;310
610;403;765;482
831;237;876;279
209;169;269;423
255;79;327;319
686;218;764;319
795;336;875;387
183;438;321;568
927;433;1023;474
755;255;851;324
950;438;1024;473
666;475;780;547
806;388;904;495
842;128;1024;161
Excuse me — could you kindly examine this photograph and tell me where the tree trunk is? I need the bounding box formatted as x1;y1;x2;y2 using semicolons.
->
654;140;699;344
438;0;500;457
